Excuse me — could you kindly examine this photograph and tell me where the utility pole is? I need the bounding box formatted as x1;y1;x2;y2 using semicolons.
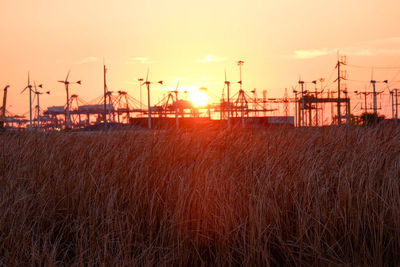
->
104;65;108;127
371;80;377;116
312;80;318;126
363;90;367;115
337;55;341;125
66;85;70;127
329;89;333;124
299;80;305;127
33;84;49;131
319;78;325;126
237;60;245;127
224;69;231;127
263;90;267;117
173;84;180;129
37;91;40;130
224;70;231;127
283;88;289;117
175;91;179;128
146;81;151;128
390;90;394;121
336;53;347;125
355;89;371;123
293;89;298;127
1;85;9;129
106;91;113;123
220;87;224;121
343;87;349;124
252;89;258;117
394;88;399;123
29;84;32;130
227;82;230;127
370;79;387;116
138;78;144;112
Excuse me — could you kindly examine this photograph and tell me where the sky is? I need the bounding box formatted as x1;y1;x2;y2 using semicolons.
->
1;0;400;118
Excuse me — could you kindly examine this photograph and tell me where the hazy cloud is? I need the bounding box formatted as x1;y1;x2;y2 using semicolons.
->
293;37;400;59
294;48;335;59
126;57;154;64
194;54;225;63
77;56;99;64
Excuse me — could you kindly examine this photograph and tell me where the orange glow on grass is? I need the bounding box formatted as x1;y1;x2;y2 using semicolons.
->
188;90;209;107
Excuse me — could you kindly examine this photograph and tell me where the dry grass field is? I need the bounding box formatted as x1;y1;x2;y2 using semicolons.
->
0;126;400;266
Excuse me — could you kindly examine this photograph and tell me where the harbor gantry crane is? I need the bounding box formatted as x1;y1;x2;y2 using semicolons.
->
0;85;10;129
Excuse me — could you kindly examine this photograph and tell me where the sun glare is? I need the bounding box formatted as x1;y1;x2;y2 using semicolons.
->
188;90;209;107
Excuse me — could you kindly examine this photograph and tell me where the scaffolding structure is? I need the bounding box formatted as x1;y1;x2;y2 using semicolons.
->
297;95;350;127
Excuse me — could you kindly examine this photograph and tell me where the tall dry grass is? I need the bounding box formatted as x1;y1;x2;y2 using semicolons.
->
0;126;400;266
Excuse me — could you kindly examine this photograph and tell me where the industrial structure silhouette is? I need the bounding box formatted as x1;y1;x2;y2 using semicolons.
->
1;55;400;130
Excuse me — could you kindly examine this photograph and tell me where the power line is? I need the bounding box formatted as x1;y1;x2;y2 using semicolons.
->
346;79;371;83
322;67;336;91
346;64;400;70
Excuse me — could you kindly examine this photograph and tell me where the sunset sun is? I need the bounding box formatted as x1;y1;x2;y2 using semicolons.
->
188;89;209;107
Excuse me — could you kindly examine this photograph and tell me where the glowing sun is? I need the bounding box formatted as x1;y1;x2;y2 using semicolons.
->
188;90;209;107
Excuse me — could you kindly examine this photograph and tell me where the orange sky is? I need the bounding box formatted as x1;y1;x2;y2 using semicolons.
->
1;0;400;118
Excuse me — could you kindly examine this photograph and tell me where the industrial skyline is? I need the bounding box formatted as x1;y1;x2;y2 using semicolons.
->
2;55;400;130
3;54;400;120
2;56;400;121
